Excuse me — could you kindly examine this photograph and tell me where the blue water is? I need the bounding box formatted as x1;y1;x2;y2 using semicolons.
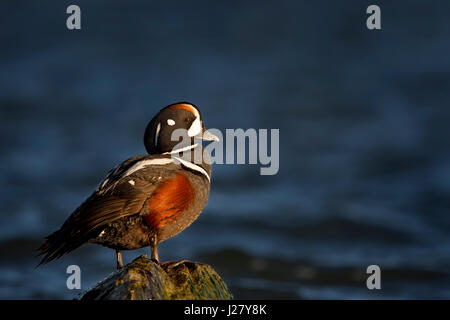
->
1;0;450;299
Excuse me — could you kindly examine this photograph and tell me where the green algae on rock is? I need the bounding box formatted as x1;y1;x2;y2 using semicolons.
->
79;255;233;300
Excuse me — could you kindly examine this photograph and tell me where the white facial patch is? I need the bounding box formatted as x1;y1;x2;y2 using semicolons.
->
187;114;202;137
155;122;161;146
167;119;175;126
128;180;135;186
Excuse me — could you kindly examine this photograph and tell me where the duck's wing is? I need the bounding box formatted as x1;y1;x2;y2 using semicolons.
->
37;154;178;265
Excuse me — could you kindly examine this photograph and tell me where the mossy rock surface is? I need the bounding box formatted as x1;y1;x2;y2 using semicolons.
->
80;255;233;300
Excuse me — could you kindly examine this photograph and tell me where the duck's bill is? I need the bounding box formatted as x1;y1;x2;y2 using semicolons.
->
199;129;220;141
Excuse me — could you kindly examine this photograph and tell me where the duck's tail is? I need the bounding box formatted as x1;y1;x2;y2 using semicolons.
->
36;228;77;267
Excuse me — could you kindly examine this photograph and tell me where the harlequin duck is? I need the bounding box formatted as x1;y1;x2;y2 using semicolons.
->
37;102;219;268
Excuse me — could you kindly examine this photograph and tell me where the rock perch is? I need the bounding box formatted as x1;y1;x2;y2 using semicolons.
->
79;255;233;300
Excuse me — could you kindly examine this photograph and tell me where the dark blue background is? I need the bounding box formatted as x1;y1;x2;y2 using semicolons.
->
1;0;449;299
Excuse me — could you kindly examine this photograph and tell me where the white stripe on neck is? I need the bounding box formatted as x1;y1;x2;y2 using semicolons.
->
118;143;209;182
165;143;199;155
173;156;210;182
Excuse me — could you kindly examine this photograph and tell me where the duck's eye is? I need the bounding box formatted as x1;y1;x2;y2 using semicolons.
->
184;118;190;123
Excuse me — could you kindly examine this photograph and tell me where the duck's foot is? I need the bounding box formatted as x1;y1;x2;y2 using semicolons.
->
149;235;160;264
116;250;124;269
